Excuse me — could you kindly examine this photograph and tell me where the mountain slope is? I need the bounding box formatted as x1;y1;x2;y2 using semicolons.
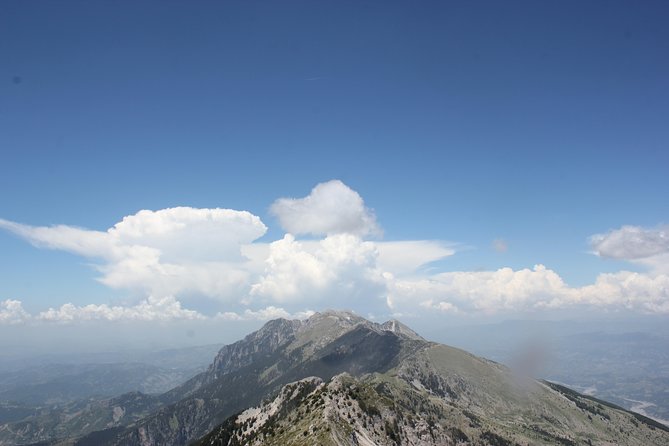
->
51;310;669;446
196;366;669;446
76;311;424;446
0;392;161;446
0;344;225;445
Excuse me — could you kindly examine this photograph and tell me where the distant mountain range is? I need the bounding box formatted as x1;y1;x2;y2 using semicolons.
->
1;311;668;445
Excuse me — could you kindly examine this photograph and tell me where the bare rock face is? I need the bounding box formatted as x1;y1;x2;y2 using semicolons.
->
209;318;303;379
25;310;668;446
195;370;669;446
379;319;424;341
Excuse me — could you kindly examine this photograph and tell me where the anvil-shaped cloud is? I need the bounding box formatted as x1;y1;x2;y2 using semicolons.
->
1;180;668;323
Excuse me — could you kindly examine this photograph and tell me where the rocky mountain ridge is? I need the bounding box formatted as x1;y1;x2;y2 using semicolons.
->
41;310;416;445
197;369;669;446
5;310;668;446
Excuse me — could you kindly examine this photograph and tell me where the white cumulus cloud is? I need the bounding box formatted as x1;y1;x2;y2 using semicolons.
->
250;233;387;305
590;224;669;275
389;265;569;314
591;225;669;260
36;295;206;323
0;208;267;300
375;240;455;275
270;180;381;236
389;265;669;315
576;271;669;314
0;296;207;324
0;299;31;324
216;306;315;321
3;188;669;321
0;298;317;325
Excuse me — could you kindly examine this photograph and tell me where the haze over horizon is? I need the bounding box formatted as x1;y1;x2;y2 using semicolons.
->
1;1;668;351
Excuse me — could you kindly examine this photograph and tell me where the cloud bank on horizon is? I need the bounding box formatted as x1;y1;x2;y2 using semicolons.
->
1;180;668;324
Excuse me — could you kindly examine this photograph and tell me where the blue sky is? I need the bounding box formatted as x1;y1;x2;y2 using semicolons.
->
1;1;668;340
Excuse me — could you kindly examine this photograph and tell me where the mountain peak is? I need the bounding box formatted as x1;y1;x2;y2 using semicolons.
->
298;310;425;343
380;318;424;341
51;309;669;446
311;309;365;322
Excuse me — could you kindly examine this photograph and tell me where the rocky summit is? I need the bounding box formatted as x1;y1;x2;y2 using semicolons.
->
11;310;669;446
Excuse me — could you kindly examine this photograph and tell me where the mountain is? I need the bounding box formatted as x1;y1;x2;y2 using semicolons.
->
5;310;668;445
195;374;669;446
0;392;161;446
81;311;422;446
194;321;669;446
429;319;669;424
